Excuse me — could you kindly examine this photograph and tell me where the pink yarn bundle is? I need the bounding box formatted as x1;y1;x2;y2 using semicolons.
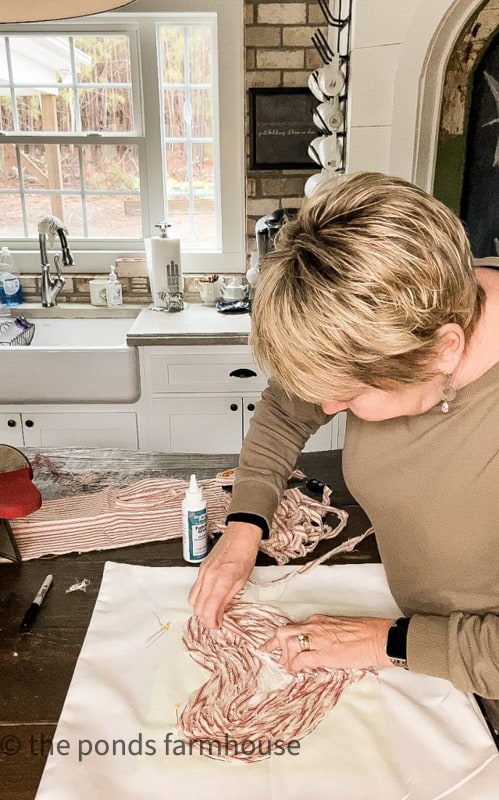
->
179;602;367;763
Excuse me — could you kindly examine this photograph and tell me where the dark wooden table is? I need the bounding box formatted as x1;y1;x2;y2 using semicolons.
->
0;448;377;800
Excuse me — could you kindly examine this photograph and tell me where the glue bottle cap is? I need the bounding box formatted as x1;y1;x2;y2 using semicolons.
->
186;474;203;502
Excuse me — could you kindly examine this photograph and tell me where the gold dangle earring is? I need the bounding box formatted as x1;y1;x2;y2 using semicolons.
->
440;374;457;414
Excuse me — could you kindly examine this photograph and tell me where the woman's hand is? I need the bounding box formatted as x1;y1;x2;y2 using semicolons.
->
188;521;262;628
260;615;395;673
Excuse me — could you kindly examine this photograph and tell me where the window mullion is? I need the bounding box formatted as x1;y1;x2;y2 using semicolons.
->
77;146;88;237
0;134;145;145
210;20;222;248
13;146;29;237
5;31;29;236
5;38;20;133
68;36;81;133
183;27;196;242
128;25;143;137
137;19;165;237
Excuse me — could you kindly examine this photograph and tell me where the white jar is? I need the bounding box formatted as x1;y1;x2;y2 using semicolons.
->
89;279;108;307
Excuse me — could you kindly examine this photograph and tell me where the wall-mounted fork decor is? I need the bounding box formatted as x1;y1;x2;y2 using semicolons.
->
306;0;352;197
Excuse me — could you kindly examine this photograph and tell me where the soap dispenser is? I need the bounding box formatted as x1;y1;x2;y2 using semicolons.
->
0;247;23;307
106;265;123;307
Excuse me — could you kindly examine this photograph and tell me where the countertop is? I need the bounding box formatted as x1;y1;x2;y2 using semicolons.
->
3;302;143;319
3;302;251;347
126;304;251;346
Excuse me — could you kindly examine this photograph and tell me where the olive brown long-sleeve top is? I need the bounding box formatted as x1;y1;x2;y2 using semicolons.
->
228;367;499;705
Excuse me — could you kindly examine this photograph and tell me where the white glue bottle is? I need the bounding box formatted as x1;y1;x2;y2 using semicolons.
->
182;474;208;563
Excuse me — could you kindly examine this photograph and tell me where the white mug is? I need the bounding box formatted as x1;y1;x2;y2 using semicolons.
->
308;59;345;102
313;99;344;134
316;59;345;98
304;171;327;198
308;134;343;171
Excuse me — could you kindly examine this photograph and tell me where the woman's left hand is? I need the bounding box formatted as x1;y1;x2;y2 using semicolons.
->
260;615;395;673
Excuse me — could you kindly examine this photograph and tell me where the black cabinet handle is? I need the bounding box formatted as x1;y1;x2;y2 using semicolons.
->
230;403;239;412
247;403;255;412
7;419;17;428
25;419;34;428
229;368;257;379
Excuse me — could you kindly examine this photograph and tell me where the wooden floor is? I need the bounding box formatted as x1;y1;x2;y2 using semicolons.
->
0;448;378;799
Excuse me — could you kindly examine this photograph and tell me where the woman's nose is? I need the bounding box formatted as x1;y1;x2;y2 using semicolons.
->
321;400;348;415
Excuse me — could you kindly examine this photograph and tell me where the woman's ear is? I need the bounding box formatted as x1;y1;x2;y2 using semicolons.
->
433;324;465;374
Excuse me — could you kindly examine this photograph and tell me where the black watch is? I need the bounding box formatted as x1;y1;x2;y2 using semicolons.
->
386;617;410;669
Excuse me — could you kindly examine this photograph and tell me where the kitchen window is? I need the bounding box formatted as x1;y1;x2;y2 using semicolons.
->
0;1;245;273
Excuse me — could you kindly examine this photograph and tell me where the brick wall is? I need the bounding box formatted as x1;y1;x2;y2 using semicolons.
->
245;1;327;256
19;274;151;305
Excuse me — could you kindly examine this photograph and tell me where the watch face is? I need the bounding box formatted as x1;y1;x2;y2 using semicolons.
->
389;656;409;669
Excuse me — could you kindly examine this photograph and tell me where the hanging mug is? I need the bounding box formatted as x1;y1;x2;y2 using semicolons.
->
308;55;345;102
304;172;328;198
308;134;343;171
316;56;345;98
313;98;344;134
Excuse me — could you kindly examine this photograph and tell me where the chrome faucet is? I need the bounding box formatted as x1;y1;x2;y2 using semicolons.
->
38;215;73;307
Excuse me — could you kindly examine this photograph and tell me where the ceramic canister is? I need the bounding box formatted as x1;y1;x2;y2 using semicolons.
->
89;279;108;307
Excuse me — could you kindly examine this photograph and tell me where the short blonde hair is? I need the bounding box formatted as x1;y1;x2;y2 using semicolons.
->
251;172;483;403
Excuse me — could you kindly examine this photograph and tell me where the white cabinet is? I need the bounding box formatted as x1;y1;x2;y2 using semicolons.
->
0;413;23;446
141;347;267;453
140;346;341;454
149;395;260;453
0;410;138;449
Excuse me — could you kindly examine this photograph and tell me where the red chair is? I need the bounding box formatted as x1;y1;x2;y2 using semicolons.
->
0;445;42;563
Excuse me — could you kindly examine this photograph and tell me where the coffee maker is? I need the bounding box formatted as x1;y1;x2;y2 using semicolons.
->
255;207;299;264
247;208;299;298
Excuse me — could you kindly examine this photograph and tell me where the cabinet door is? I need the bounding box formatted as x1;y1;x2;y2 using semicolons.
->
151;397;242;454
0;413;24;446
335;411;346;449
21;412;138;449
242;395;259;439
242;397;333;452
303;420;333;452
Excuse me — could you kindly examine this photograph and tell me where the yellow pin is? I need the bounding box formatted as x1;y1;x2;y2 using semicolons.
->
145;613;172;647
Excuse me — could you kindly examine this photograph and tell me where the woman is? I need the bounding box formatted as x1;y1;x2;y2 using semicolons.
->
189;172;499;729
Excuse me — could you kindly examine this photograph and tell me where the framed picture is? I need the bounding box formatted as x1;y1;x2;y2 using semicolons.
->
249;87;316;170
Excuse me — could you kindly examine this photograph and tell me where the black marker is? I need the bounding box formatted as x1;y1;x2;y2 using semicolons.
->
20;574;53;632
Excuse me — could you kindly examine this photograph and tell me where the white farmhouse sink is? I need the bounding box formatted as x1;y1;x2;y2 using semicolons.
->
0;315;140;403
30;317;134;348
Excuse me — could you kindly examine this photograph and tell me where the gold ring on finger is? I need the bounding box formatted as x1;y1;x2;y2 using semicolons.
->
298;633;310;652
